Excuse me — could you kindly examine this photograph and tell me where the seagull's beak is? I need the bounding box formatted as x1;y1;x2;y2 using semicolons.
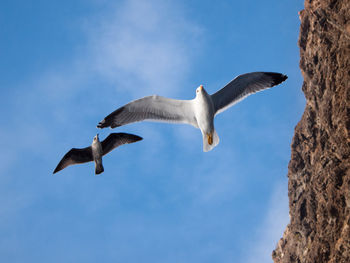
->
199;85;203;91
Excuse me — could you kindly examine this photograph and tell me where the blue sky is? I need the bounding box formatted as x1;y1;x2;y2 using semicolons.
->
1;0;305;262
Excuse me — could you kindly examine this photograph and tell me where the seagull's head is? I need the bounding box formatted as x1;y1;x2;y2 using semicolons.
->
195;85;206;97
195;85;210;100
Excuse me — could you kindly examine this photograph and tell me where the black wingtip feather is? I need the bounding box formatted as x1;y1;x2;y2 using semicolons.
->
97;106;126;129
116;133;143;142
111;123;121;128
267;72;288;86
53;163;62;174
97;121;104;129
97;118;111;129
53;165;64;174
131;134;143;142
279;74;288;83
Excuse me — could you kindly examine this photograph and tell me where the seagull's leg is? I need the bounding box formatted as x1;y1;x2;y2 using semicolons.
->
207;133;213;145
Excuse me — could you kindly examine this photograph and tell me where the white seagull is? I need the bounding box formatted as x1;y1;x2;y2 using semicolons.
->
53;133;143;174
97;72;287;152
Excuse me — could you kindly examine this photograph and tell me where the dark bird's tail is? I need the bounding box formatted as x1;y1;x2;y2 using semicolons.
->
95;160;104;175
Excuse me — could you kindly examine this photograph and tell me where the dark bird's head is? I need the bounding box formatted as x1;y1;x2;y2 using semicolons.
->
93;134;100;143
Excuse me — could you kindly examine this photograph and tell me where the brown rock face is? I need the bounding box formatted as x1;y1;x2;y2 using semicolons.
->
272;1;350;262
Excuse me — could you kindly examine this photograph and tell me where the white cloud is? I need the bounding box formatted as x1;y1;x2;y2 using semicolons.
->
86;0;202;98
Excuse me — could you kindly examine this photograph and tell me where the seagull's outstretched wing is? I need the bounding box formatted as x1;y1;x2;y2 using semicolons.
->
101;133;143;155
97;95;197;129
53;147;93;174
211;72;288;115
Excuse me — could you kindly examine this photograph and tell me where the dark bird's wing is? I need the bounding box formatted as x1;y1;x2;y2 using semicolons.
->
211;72;288;115
101;133;143;156
97;95;197;129
53;147;93;174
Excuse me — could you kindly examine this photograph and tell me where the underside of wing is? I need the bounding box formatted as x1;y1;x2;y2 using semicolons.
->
97;95;197;129
211;72;287;115
102;133;143;156
53;147;93;174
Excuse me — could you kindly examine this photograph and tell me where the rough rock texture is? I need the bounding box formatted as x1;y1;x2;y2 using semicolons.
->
272;1;350;263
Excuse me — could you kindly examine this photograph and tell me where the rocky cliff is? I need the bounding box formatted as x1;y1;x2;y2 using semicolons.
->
272;0;350;262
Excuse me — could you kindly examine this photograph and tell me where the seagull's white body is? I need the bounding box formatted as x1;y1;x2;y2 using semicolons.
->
193;85;219;151
98;72;288;151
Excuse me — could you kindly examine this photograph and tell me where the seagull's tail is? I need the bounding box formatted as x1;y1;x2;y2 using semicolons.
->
95;160;104;175
202;129;219;152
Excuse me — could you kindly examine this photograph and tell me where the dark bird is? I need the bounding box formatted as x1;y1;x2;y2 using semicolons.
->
97;72;287;151
53;133;142;174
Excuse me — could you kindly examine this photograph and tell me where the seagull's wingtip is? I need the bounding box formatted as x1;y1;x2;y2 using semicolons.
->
268;72;288;86
127;134;143;142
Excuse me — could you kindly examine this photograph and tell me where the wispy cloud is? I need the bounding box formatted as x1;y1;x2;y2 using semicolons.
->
86;0;202;98
2;0;203;163
243;181;289;263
